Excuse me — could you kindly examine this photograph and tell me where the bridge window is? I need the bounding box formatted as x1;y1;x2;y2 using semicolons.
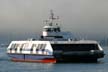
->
45;28;52;32
57;27;60;32
54;28;57;32
53;27;60;32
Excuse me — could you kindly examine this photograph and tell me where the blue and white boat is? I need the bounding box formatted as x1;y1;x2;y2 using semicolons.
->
7;10;104;63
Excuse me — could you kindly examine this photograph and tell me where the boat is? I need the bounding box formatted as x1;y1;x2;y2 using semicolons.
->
7;10;104;63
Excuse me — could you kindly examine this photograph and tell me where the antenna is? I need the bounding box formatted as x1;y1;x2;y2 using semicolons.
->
44;20;49;24
50;10;56;20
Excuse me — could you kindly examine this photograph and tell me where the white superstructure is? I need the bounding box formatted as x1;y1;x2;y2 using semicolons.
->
7;41;53;55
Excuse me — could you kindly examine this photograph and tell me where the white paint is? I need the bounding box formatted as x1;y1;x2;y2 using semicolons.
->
7;41;53;55
43;31;48;36
98;44;103;51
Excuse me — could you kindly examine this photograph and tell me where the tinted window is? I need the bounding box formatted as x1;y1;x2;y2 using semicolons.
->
52;44;98;51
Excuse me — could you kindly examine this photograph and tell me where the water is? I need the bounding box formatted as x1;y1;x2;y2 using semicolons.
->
0;46;108;72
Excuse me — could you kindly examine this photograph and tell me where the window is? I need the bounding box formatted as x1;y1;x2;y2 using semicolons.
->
32;44;47;51
44;28;50;32
57;27;60;32
19;43;29;51
10;44;16;48
31;44;37;49
10;43;20;50
54;28;57;32
52;44;98;51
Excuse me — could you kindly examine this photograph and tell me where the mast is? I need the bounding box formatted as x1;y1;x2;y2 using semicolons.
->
50;10;56;20
49;10;59;26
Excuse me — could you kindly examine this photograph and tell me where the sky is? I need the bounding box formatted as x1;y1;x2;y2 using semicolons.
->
0;0;108;43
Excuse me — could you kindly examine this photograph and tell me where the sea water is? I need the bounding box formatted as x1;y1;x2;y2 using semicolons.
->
0;46;108;72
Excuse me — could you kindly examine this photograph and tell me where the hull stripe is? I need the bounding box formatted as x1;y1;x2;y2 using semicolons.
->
11;58;56;63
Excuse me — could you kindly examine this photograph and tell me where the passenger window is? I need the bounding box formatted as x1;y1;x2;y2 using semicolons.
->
10;44;16;48
32;44;37;48
10;44;20;49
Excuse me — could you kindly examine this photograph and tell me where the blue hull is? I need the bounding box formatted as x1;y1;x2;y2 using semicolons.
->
8;53;56;63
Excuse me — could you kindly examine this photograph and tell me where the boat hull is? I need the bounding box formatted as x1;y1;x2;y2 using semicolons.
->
53;50;104;62
8;50;104;63
8;53;56;63
7;41;104;63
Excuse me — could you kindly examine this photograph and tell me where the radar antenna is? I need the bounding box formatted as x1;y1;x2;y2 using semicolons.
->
50;10;56;20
